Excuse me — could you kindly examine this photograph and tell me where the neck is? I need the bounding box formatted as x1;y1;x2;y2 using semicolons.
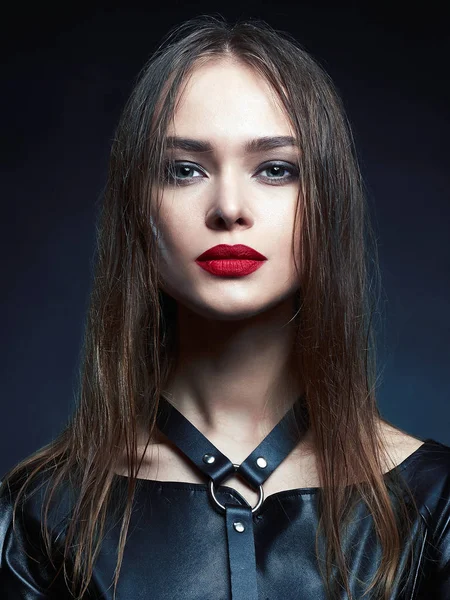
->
161;297;304;446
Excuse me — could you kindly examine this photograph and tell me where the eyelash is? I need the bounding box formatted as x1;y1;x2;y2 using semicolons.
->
162;161;299;187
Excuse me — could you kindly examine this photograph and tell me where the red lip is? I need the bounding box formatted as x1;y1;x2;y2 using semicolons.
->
196;244;267;261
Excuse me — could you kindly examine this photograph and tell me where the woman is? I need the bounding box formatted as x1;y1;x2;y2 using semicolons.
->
1;15;449;600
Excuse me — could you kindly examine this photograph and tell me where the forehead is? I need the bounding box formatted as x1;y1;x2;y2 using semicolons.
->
167;58;293;139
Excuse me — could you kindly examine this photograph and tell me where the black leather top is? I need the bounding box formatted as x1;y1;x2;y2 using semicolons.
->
1;437;449;599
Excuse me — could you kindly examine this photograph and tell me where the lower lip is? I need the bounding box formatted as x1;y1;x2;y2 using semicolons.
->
195;259;266;277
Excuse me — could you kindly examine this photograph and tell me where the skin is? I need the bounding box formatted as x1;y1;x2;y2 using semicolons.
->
153;57;304;445
122;57;424;502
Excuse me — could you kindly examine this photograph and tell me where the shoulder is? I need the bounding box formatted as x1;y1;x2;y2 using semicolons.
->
0;468;77;596
376;423;450;520
411;437;450;489
378;422;450;484
0;467;76;546
399;437;450;594
401;436;450;492
396;436;450;537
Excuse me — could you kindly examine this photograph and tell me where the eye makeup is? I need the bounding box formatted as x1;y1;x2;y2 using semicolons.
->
162;159;299;187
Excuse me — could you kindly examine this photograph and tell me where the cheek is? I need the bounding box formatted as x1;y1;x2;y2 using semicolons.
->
150;203;185;256
272;202;298;248
155;194;200;250
273;203;302;279
149;213;174;270
151;216;201;295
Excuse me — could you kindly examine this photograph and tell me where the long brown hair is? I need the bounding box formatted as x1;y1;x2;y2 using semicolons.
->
1;15;421;599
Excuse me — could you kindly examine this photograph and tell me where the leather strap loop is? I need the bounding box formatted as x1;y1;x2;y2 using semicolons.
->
234;409;303;488
155;394;307;599
156;395;305;488
156;398;236;484
225;504;259;600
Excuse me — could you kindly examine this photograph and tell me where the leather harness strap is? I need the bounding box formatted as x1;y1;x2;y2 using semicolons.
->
156;395;306;600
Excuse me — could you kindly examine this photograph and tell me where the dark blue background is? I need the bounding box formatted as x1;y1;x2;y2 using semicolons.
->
2;2;449;477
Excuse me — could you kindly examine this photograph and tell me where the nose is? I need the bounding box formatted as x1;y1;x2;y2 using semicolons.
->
205;173;254;231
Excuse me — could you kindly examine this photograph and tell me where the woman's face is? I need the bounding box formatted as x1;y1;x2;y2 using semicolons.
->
153;57;302;321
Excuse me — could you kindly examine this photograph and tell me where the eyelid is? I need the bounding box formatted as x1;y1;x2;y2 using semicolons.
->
163;159;299;184
164;159;298;172
257;159;299;171
165;160;204;172
163;161;206;182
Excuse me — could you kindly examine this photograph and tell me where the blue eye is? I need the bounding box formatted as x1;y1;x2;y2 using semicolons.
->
257;163;298;184
162;160;299;186
164;162;204;183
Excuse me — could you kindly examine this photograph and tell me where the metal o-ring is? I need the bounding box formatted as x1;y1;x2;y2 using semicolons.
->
208;463;264;514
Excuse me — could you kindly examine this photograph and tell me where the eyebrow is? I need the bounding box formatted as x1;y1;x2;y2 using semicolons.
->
165;135;298;153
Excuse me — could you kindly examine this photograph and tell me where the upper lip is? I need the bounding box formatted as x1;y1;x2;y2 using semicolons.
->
196;244;267;261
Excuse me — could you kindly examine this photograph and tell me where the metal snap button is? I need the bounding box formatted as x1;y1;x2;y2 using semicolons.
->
203;454;216;464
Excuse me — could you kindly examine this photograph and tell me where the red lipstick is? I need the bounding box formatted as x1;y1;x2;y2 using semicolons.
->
195;244;267;277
